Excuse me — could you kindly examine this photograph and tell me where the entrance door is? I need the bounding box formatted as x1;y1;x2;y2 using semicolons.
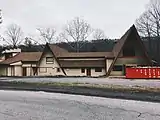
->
87;68;91;76
23;67;27;76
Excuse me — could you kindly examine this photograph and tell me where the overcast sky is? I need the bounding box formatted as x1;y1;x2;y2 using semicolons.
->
0;0;149;40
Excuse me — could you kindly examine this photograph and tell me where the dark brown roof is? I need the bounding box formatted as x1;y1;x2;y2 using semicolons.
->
57;52;114;58
112;28;131;56
59;60;105;68
48;44;68;56
48;44;114;58
0;52;42;64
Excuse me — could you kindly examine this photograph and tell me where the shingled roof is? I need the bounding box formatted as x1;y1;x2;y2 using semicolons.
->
57;52;114;58
59;60;105;68
0;52;42;65
47;43;114;58
48;44;68;56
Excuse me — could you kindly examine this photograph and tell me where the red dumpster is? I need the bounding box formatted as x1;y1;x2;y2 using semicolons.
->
126;67;160;79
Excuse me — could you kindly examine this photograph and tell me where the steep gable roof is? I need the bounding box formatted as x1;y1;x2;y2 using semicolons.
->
39;43;67;75
48;44;68;56
107;25;152;76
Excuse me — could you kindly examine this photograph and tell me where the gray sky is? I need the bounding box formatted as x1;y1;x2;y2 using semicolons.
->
0;0;149;39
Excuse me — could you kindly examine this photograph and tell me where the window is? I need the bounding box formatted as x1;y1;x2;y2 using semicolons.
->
123;47;135;56
46;57;54;64
113;65;123;71
57;68;60;72
39;68;47;73
81;68;85;73
95;68;102;72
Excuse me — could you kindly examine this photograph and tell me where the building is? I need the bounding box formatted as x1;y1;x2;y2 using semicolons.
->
0;25;152;77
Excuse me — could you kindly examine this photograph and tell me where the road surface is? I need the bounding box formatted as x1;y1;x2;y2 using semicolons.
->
0;90;160;120
2;77;160;88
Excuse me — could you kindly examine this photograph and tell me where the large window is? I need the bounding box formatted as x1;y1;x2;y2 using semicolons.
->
95;68;102;72
113;65;123;71
123;47;135;56
46;57;54;64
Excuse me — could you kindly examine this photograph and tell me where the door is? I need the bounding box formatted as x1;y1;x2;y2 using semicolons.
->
23;67;27;76
87;68;91;76
32;67;38;75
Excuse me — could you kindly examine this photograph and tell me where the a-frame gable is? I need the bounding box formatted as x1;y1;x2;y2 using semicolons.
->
107;25;152;76
38;43;66;75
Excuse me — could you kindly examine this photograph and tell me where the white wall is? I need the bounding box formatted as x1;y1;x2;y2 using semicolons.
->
91;68;106;77
106;59;113;72
64;68;105;77
64;69;86;76
7;67;12;76
38;52;64;76
14;66;22;76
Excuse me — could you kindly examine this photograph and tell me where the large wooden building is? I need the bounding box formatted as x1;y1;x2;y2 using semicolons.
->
0;25;152;77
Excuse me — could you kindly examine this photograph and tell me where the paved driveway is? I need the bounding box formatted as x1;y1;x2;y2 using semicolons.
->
0;90;160;120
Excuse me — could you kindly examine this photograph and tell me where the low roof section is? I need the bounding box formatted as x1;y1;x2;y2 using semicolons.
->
59;60;105;68
48;44;114;59
0;52;42;65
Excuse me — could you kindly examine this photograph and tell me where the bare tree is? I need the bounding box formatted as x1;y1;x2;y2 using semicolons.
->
136;0;160;37
148;0;160;37
61;17;92;52
136;11;154;55
92;29;107;40
136;11;153;37
4;24;23;48
0;9;2;24
37;27;56;44
24;37;33;47
135;0;160;56
25;36;45;51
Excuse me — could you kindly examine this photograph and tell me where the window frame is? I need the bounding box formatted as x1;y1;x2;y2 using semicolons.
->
95;68;102;72
81;68;85;73
113;65;123;71
46;57;54;64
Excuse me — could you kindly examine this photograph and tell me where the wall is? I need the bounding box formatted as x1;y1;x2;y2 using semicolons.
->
106;59;113;72
91;68;106;77
14;66;22;76
115;57;147;65
64;68;86;76
110;71;123;76
0;67;7;76
38;51;64;76
7;66;15;76
64;68;105;77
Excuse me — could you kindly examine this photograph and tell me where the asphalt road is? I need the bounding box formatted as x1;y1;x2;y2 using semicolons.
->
2;77;160;88
0;90;160;120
